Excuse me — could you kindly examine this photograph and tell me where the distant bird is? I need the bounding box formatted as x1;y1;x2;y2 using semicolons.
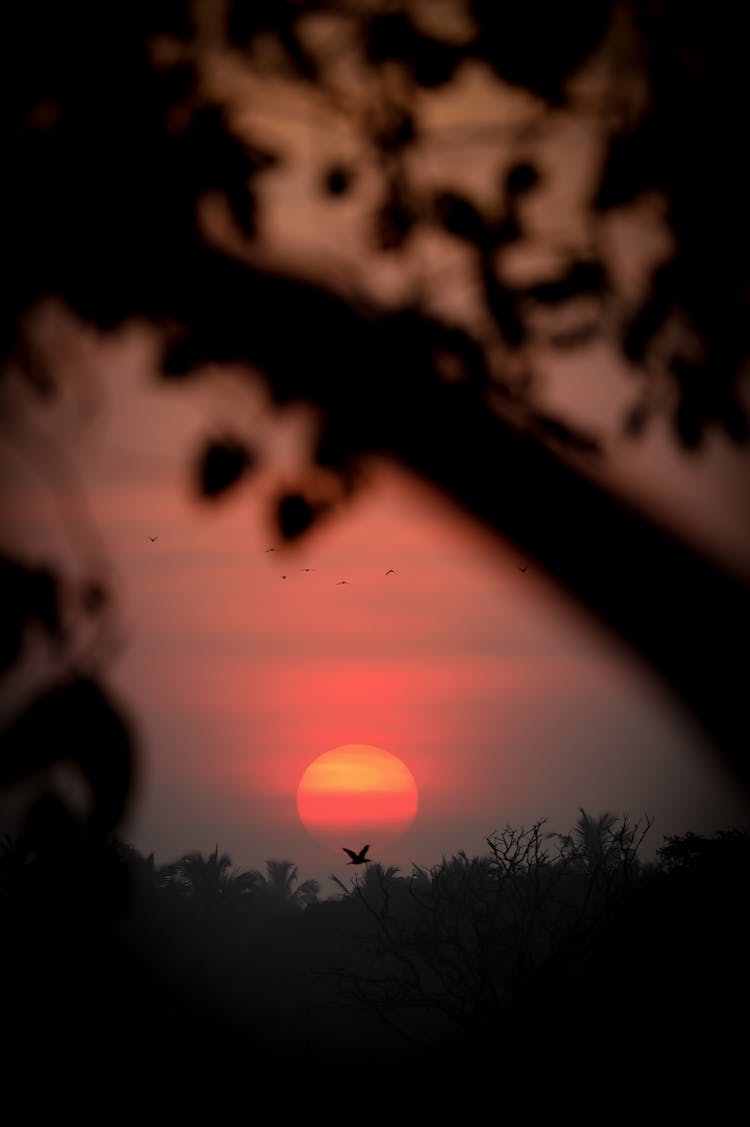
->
265;547;280;552
300;568;317;572
336;580;349;585
518;566;528;573
281;575;288;579
385;569;396;575
343;845;372;866
148;536;158;542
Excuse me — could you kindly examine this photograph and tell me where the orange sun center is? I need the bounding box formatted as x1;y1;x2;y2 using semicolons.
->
297;744;419;852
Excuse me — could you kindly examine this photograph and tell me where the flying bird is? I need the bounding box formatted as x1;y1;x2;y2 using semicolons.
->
281;575;288;579
342;845;372;865
336;580;349;585
518;566;528;573
385;569;396;575
300;568;317;572
265;547;280;552
148;536;158;542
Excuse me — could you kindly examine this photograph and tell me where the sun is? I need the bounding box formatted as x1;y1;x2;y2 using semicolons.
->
297;744;419;852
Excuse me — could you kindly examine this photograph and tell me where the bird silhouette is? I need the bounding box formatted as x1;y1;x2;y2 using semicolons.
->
148;536;158;542
385;568;396;575
300;568;317;572
336;580;349;585
518;566;528;573
265;547;280;552
343;845;372;865
281;575;288;579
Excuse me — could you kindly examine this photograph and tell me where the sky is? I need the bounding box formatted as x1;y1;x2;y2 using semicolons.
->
3;11;750;896
2;316;749;897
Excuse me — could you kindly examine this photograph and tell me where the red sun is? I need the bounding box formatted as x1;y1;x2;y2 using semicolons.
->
297;744;419;852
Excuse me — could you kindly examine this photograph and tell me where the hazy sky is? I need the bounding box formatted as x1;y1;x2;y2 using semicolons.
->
3;318;748;896
3;21;750;893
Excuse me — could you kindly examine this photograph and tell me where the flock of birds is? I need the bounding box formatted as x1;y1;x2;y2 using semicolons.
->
262;546;399;584
146;537;530;578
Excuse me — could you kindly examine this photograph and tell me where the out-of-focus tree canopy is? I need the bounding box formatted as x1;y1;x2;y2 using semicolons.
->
2;0;750;846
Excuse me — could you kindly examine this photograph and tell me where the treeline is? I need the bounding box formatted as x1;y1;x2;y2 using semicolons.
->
1;812;748;1105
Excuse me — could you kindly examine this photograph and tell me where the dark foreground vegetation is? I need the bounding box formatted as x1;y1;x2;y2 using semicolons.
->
2;811;748;1110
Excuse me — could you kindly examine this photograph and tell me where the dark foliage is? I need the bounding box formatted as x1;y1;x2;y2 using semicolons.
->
0;554;63;672
1;820;747;1109
196;437;254;498
277;491;321;540
322;163;353;196
0;676;134;840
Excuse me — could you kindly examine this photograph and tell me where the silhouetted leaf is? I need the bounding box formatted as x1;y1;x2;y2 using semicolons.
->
0;556;63;672
505;162;540;197
161;330;201;376
675;398;703;448
225;182;257;238
375;197;413;251
315;423;356;474
0;676;133;835
197;439;254;497
530;412;601;453
594;125;661;210
15;338;56;398
365;12;461;88
623;294;673;365
322;165;353;196
721;398;749;443
182;104;277;197
524;261;606;305
433;191;489;245
471;0;614;104
277;492;317;539
389;108;416;150
412;38;463;88
228;0;318;80
365;12;418;65
481;268;526;346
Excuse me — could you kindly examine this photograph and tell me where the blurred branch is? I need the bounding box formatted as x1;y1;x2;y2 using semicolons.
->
158;243;750;789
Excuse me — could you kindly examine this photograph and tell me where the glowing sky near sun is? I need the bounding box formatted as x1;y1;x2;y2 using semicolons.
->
2;324;749;893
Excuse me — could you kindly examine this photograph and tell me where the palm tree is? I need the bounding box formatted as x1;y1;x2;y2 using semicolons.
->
554;809;651;891
346;861;403;917
566;809;620;871
249;859;319;911
357;861;400;890
164;846;259;912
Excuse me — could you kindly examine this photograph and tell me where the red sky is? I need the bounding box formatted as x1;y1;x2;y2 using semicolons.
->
3;29;750;890
3;320;748;895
